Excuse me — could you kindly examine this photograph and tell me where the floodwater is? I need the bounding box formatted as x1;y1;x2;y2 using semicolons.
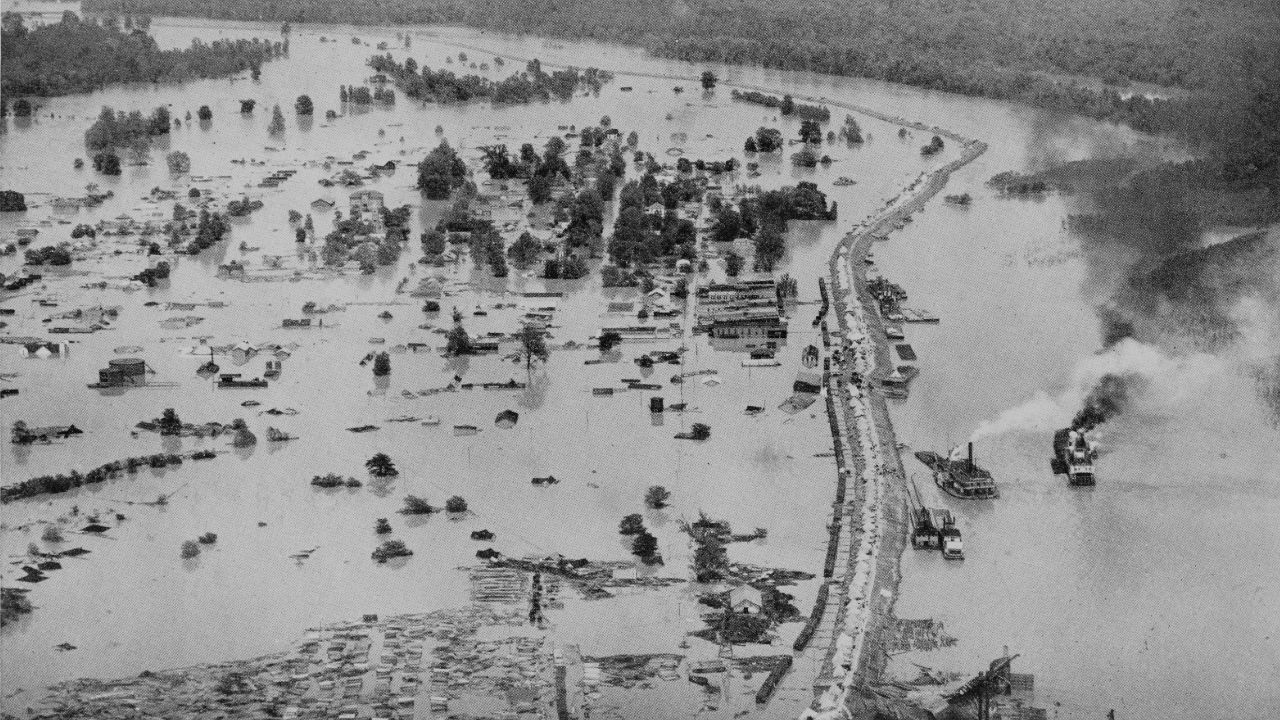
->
1;7;1277;720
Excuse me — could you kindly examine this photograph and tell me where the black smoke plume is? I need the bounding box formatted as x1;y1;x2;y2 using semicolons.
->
1072;372;1146;431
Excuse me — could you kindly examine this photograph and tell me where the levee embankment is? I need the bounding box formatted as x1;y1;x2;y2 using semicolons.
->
803;140;987;718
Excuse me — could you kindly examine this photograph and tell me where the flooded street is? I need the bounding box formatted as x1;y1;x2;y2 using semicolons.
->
2;9;1278;720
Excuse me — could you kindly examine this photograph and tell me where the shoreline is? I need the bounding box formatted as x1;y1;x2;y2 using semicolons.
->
804;138;988;718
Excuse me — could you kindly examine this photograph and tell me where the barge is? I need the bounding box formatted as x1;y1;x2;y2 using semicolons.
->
908;478;963;559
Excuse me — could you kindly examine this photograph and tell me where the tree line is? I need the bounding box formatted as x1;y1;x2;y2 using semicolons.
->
77;0;1276;134
368;54;612;105
2;11;282;102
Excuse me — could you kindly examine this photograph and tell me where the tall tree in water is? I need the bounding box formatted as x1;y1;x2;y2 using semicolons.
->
267;104;285;135
516;323;550;378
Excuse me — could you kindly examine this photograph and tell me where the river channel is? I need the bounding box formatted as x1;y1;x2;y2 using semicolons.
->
1;7;1277;720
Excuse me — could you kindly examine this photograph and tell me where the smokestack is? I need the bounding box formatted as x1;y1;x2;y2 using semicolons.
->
968;442;974;471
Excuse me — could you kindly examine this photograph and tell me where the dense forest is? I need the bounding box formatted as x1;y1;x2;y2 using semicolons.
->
1;11;282;101
80;0;1276;111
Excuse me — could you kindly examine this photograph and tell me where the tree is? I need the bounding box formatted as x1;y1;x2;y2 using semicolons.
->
516;323;550;377
0;191;27;212
528;174;553;204
372;351;391;376
839;114;863;143
417;140;465;199
632;531;660;564
799;119;822;144
180;540;201;559
507;231;543;267
481;144;517;179
626;130;639;147
754;225;786;271
295;94;313;115
41;525;64;543
232;422;257;447
712;207;741;243
445;495;468;513
446;325;474;355
700;70;718;90
780;94;794;115
598;330;623;353
544;135;567;160
400;495;436;514
366;452;398;477
197;105;213;121
266;104;286;135
158;408;182;435
375;518;392;534
372;539;412;562
725;250;744;277
754;127;783;153
619;513;644;535
166;151;190;173
645;485;671;509
693;534;728;582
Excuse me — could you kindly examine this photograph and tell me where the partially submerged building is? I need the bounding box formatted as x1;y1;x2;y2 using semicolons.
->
728;585;764;615
706;307;787;340
89;357;151;388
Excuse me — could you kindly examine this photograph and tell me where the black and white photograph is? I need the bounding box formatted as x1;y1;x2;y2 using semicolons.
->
1;1;1277;718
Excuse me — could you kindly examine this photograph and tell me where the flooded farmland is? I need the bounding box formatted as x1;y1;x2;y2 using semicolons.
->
2;7;1278;720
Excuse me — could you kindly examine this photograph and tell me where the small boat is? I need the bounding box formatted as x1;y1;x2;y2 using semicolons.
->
453;425;479;436
378;311;393;320
531;475;559;486
347;424;380;433
833;177;856;186
744;406;765;416
421;416;441;426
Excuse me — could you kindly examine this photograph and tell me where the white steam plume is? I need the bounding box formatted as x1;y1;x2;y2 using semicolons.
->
968;338;1223;443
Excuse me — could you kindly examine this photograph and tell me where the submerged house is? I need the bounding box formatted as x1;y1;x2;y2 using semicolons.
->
349;189;385;216
20;342;69;358
728;585;764;615
793;370;823;395
90;357;151;387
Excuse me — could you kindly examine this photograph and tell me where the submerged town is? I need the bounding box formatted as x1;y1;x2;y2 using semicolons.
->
3;4;1279;720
